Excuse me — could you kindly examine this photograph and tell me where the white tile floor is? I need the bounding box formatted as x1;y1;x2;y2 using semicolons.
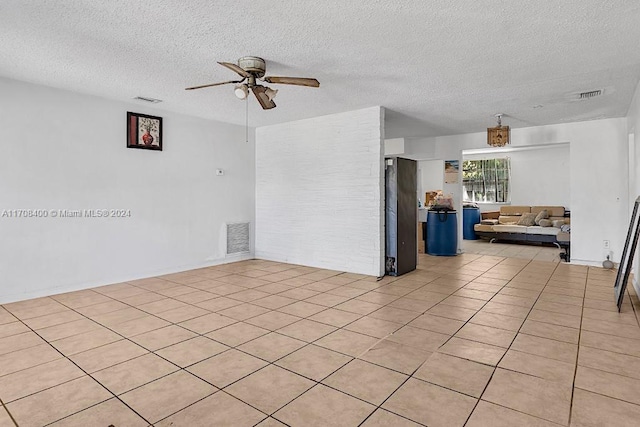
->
1;253;639;426
462;239;563;262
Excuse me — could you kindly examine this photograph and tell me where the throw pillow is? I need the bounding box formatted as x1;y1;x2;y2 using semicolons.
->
552;220;565;228
517;213;537;226
538;219;553;227
534;210;549;225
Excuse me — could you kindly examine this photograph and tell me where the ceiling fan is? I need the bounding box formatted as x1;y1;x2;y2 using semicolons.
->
185;56;320;110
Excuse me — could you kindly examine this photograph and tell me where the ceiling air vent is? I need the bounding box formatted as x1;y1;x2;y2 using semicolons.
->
226;222;250;255
133;96;163;103
578;90;602;100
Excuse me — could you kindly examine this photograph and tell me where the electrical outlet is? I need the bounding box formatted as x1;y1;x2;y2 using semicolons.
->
603;240;610;249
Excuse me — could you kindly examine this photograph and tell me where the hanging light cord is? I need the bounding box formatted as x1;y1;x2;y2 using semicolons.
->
245;95;249;143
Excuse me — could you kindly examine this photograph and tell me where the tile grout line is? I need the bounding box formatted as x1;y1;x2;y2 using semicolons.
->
105;265;309;425
564;268;640;420
357;255;526;426
51;265;385;425
477;264;625;425
50;291;285;425
4;308;156;427
0;262;289;425
224;256;498;426
0;396;19;427
3;281;285;425
1;261;423;425
565;266;590;427
351;256;519;425
461;259;563;426
183;302;402;421
2;257;610;426
2;267;338;370
459;260;538;425
0;262;524;378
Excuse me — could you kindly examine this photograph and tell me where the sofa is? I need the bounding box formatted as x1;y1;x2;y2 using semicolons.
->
474;206;570;247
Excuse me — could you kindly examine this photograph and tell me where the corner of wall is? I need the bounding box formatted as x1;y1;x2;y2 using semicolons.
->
378;106;386;277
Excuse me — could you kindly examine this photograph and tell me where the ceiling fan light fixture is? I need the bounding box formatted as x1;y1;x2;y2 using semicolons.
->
234;84;249;99
185;57;319;110
487;113;510;147
265;87;278;101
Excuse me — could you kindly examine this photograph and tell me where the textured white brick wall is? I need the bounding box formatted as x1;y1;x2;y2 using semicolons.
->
256;107;385;276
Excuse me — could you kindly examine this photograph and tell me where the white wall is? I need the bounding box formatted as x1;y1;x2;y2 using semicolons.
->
0;78;255;303
384;138;405;155
463;144;570;212
626;78;640;295
255;107;384;276
418;160;444;204
404;118;629;265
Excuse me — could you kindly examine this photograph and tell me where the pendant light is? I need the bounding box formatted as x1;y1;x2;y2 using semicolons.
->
487;114;510;147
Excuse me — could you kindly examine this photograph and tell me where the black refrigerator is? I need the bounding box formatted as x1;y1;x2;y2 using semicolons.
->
385;157;417;276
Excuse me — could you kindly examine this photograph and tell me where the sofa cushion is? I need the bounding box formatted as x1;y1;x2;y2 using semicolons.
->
481;219;499;225
474;224;495;232
532;206;565;217
538;219;553;227
482;211;500;220
500;206;531;215
517;213;537;226
493;225;527;233
499;215;521;224
534;210;548;225
525;226;560;236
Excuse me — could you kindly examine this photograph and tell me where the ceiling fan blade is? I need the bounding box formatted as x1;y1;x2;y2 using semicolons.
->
218;61;251;78
185;80;243;90
263;76;320;87
252;86;276;110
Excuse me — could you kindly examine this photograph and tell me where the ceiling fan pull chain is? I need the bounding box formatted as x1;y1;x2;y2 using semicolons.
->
246;95;249;144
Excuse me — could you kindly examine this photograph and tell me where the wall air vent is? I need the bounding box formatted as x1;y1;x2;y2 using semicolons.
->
133;96;163;103
578;90;602;100
226;222;250;255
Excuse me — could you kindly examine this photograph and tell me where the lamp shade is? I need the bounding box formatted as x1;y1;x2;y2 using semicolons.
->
264;87;278;101
234;84;248;99
487;125;510;147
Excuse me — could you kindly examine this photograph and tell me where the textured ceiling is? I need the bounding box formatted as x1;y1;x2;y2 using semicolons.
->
2;0;640;137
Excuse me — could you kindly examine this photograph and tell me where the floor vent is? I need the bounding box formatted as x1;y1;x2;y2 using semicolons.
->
227;222;250;254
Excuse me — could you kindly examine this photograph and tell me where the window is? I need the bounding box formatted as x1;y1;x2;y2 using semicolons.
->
463;158;511;203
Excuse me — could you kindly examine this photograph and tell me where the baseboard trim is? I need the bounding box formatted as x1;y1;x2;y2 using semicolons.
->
254;251;383;277
569;259;605;267
0;253;254;304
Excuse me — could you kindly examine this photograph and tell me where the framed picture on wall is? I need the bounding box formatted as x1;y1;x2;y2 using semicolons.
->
444;160;459;184
127;112;163;151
